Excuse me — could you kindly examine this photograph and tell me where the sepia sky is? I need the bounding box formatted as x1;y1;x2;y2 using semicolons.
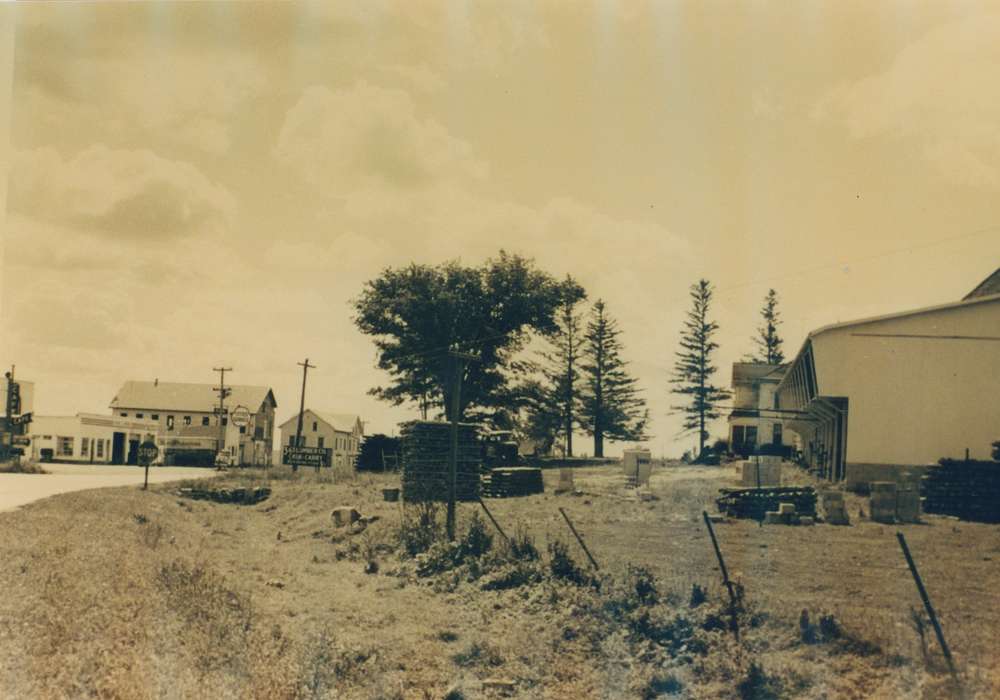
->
1;1;999;456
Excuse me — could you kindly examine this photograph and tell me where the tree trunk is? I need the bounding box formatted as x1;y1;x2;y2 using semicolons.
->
594;429;604;458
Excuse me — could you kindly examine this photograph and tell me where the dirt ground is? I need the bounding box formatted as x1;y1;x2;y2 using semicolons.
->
0;461;997;699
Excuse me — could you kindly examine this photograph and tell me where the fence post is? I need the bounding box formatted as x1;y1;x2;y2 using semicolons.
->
558;507;599;571
702;510;740;640
477;497;510;543
896;532;958;681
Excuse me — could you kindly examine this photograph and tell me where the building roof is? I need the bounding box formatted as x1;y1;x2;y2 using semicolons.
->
732;362;787;383
110;381;276;413
278;410;362;433
964;267;1000;300
804;289;1000;339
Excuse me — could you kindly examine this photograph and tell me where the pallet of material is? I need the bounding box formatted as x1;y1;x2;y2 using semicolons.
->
921;459;1000;523
400;420;482;502
716;486;817;520
482;467;544;498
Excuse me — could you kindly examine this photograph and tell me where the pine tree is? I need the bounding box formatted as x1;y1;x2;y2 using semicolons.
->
580;299;649;458
525;277;587;456
753;288;785;364
670;280;731;457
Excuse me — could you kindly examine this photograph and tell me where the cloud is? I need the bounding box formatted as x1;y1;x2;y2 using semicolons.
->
275;82;487;192
9;145;236;239
814;14;1000;188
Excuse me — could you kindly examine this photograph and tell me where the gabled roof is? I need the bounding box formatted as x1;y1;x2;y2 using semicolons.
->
278;409;362;433
964;267;1000;300
732;362;787;384
110;381;276;413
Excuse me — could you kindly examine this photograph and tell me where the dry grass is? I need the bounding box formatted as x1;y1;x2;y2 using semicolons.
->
0;462;997;698
0;459;48;474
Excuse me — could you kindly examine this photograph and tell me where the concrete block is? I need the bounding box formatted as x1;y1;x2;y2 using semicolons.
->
778;502;796;515
870;482;897;523
764;511;783;525
895;486;922;523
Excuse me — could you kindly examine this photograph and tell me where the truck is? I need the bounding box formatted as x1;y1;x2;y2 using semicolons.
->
480;429;520;469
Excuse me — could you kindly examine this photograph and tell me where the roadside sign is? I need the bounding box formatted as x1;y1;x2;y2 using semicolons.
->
282;445;331;468
12;437;30;446
231;405;251;428
11;412;32;426
138;441;159;465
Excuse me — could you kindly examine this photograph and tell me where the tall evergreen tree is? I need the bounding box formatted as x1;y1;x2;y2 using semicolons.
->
580;300;649;458
753;288;785;364
670;280;731;456
531;277;587;456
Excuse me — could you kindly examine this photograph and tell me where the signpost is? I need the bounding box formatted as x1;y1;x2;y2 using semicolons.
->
282;445;331;469
138;441;159;491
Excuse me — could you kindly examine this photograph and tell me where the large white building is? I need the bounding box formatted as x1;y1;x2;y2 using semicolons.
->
776;268;1000;486
727;363;788;457
29;414;161;465
110;381;277;467
278;410;363;470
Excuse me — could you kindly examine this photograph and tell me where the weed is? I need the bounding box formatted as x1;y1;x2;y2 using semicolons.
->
399;502;443;557
548;540;589;585
508;527;540;561
690;583;708;608
459;512;492;558
737;662;783;700
437;631;459;643
452;641;503;668
644;672;684;698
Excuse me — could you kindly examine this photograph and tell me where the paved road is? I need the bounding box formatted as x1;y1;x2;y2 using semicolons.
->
0;464;218;513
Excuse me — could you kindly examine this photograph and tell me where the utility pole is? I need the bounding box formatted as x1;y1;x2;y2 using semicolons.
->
213;367;232;470
3;366;14;462
293;358;315;473
446;349;479;540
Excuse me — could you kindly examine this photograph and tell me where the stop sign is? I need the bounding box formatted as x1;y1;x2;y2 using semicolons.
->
138;441;159;465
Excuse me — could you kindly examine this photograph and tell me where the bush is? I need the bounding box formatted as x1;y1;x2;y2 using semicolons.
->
644;673;684;698
689;583;708;608
548;540;589;585
399;502;443;557
508;527;540;561
459;513;492;559
737;662;783;700
711;439;729;455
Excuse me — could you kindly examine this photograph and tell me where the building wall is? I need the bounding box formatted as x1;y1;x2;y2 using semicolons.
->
278;410;361;469
29;415;159;464
810;297;1000;465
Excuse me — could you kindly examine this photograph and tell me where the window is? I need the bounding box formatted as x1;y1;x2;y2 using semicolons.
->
81;438;89;456
746;426;758;447
42;435;52;440
318;437;324;449
222;417;228;426
96;440;104;458
773;424;783;446
166;415;175;431
120;412;128;417
312;421;317;432
57;436;74;456
202;416;210;426
239;426;246;434
288;434;296;446
183;416;191;426
151;414;159;421
136;413;143;419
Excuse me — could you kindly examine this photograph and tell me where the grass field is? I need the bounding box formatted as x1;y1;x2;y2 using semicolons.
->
0;461;997;699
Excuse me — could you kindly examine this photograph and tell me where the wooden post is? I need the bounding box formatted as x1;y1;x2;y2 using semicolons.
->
447;356;462;541
702;510;740;640
896;532;958;680
476;497;509;543
558;507;599;570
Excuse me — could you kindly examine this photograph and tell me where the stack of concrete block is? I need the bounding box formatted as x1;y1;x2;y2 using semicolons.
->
821;490;851;525
763;501;813;525
740;458;782;487
870;481;898;523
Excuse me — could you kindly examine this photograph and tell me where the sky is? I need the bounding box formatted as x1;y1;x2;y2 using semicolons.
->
1;1;999;458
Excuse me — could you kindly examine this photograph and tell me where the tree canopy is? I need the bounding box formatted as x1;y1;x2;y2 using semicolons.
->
753;288;785;364
353;252;568;422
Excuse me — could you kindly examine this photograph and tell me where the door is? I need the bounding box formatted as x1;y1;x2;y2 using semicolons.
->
111;432;126;465
127;439;139;465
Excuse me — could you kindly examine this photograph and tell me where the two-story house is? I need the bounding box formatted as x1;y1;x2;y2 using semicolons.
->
278;410;363;470
728;362;788;457
109;380;277;467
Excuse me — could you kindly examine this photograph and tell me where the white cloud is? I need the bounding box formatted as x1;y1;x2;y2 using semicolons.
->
9;145;236;239
814;14;1000;188
275;82;488;192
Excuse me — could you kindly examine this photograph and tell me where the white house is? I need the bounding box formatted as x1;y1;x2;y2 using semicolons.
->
727;362;788;457
278;410;363;470
29;413;161;465
110;380;277;467
776;267;1000;486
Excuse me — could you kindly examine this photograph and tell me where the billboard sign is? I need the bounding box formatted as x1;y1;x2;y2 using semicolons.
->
282;445;332;468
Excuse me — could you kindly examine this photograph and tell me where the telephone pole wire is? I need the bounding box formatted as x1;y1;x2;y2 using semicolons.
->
293;358;316;473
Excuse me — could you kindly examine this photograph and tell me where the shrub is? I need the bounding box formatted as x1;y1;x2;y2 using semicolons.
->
459;513;492;559
451;641;503;668
689;583;708;608
548;540;589;585
644;673;684;698
737;662;783;700
508;527;540;561
399;502;443;557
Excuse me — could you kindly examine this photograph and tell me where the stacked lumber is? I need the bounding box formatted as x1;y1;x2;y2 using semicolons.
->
716;486;817;520
921;459;1000;523
482;467;544;498
400;420;481;502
